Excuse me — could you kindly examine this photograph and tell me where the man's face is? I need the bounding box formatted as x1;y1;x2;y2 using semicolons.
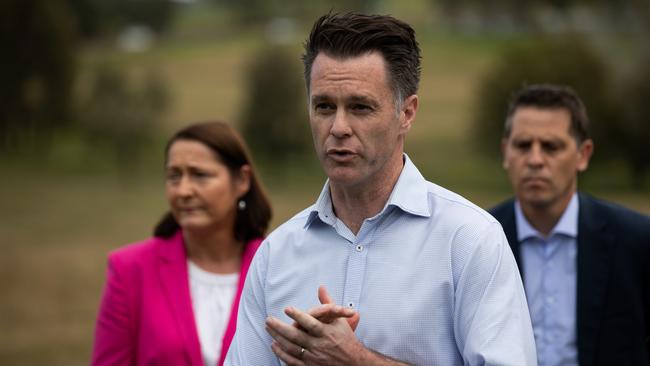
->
308;52;417;188
502;107;593;210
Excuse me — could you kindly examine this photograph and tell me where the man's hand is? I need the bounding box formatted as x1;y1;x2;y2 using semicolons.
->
302;286;360;330
266;286;409;365
266;305;367;365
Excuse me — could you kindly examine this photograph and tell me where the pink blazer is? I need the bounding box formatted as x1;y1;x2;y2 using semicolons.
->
92;231;262;366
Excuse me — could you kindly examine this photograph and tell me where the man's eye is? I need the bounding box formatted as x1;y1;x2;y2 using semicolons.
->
315;103;335;112
542;143;560;153
351;104;372;112
514;142;531;150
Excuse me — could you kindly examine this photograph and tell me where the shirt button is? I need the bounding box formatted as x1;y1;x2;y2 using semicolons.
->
356;245;363;252
348;302;354;308
546;296;555;304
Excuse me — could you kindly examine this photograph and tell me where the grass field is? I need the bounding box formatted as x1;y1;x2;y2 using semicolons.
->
1;3;649;365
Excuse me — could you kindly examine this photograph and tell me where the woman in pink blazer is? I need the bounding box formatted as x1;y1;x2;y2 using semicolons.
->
92;121;272;366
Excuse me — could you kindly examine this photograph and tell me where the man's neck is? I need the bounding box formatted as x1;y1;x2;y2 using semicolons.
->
329;155;404;235
520;190;576;237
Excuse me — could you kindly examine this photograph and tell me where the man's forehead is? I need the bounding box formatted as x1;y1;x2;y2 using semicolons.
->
511;107;572;131
310;52;388;81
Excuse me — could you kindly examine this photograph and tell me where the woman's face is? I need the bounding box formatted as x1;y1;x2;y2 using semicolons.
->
165;139;250;233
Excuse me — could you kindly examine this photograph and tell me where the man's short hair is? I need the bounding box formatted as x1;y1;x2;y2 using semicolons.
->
504;84;591;144
302;12;421;103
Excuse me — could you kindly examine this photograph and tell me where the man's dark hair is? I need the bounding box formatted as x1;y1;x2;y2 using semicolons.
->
154;121;272;244
505;84;591;144
302;12;421;103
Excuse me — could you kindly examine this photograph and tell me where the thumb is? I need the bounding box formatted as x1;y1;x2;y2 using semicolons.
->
318;285;333;305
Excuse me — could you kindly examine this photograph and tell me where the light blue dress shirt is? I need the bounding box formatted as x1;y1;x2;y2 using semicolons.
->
226;156;536;365
516;194;578;366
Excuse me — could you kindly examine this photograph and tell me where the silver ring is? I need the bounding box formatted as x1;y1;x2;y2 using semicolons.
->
300;347;305;356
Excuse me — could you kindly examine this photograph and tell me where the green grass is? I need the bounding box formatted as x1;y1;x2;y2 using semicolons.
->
2;4;649;364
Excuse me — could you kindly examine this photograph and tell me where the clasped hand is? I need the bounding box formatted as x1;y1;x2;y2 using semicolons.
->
265;285;362;365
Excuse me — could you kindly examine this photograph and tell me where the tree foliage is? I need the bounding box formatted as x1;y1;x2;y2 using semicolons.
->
66;0;176;38
0;0;76;151
239;45;311;164
617;56;650;187
80;65;171;177
472;35;650;186
472;35;618;159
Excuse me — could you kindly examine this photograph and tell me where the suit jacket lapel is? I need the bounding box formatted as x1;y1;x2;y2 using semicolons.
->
157;231;203;366
576;193;614;366
502;200;523;277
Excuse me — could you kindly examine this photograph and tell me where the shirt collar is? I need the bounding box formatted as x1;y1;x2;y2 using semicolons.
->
515;193;579;241
305;154;431;228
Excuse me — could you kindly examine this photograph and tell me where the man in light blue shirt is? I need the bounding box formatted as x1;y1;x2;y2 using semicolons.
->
226;12;536;365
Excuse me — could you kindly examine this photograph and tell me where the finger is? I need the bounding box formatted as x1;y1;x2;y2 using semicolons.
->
284;306;325;337
348;312;360;331
266;325;305;358
318;285;333;305
308;304;356;323
271;340;305;366
266;316;311;347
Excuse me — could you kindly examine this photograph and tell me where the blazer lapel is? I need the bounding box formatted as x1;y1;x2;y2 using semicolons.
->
501;200;523;277
576;193;614;366
157;231;203;366
218;238;263;366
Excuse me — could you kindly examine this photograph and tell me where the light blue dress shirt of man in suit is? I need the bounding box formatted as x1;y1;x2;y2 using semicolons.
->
516;194;579;366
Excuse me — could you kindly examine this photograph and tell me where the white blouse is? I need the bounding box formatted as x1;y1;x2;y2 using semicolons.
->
188;260;238;366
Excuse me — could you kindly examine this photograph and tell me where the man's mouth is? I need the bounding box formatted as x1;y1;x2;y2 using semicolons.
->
326;148;356;162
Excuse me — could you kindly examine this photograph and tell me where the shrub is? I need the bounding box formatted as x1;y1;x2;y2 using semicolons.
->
472;35;619;160
239;45;312;165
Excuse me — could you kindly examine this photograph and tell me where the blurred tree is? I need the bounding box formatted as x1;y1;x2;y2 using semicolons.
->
472;35;619;162
80;65;171;180
215;0;380;26
239;45;311;165
66;0;176;38
617;56;650;188
0;0;76;152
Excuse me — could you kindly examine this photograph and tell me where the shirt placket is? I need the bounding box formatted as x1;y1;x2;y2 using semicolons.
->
341;218;379;311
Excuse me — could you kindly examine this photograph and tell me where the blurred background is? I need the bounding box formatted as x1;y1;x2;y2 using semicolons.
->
1;0;648;364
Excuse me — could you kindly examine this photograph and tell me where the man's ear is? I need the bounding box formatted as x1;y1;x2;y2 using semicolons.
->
399;94;418;133
501;138;509;170
577;139;594;172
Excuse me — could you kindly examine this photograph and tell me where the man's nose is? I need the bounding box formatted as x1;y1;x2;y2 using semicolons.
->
330;109;352;138
526;144;544;167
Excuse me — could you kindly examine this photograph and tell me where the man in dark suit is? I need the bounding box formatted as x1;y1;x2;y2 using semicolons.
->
490;84;650;366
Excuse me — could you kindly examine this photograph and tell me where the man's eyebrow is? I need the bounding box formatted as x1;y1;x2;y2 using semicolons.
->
310;94;379;107
348;95;378;107
311;95;330;104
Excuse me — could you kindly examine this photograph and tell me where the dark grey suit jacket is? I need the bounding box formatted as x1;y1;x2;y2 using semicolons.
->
490;192;650;366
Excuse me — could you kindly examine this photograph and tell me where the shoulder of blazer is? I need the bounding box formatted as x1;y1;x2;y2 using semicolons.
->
489;198;516;220
579;192;650;245
107;233;182;272
488;198;518;247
